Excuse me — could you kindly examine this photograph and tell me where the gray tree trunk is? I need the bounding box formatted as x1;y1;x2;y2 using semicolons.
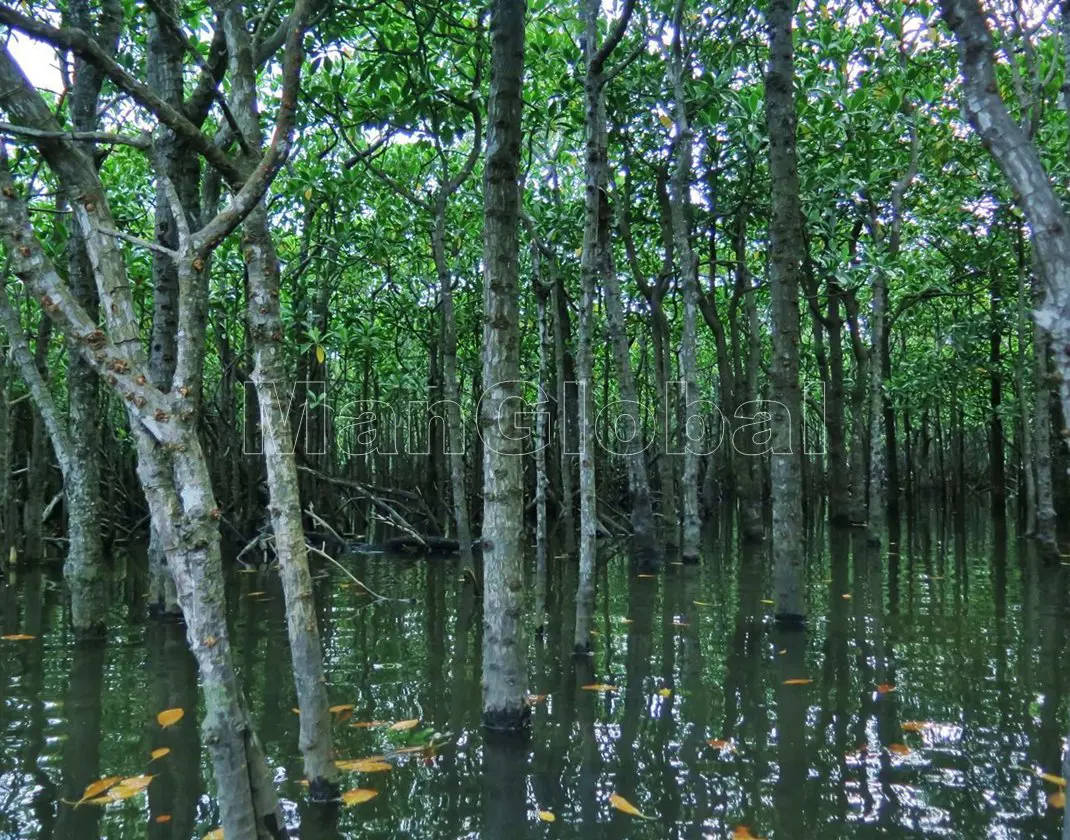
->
222;3;338;797
480;0;530;730
764;0;805;623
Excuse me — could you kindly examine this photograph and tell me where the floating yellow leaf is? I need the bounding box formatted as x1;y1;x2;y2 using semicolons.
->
76;776;122;805
609;793;649;818
526;694;547;705
390;718;420;731
777;649;787;656
155;814;172;823
329;704;354;714
693;600;712;607
157;708;184;728
341;788;378;806
315;345;326;364
620;618;634;624
336;759;392;773
538;810;556;822
901;721;929;733
707;739;733;751
657;688;672;698
672;620;689;627
783;679;812;686
589;629;600;636
150;747;171;761
350;720;390;729
1049;791;1066;809
841;594;852;600
760;599;774;605
1038;771;1067;787
888;743;911;756
203;829;224;840
876;683;896;694
733;826;763;839
658;113;673;129
637;574;656;579
1;634;35;641
581;684;617;693
88;775;155;804
246;591;266;597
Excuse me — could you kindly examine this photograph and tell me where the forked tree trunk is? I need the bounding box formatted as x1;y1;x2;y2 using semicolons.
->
764;0;805;622
222;3;337;797
480;0;530;729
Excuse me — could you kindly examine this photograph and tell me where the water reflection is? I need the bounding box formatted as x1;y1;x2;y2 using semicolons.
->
0;513;1065;838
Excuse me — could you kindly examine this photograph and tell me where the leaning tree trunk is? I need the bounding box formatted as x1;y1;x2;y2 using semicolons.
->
480;0;530;730
764;0;805;623
222;3;338;797
1015;223;1037;531
666;2;703;562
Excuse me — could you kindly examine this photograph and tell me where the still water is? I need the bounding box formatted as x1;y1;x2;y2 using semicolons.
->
0;510;1067;839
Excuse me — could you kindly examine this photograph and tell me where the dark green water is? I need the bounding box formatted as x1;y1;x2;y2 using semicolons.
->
1;511;1068;839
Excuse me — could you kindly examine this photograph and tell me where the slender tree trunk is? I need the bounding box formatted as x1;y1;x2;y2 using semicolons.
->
826;281;850;524
1034;329;1057;555
764;0;805;622
551;276;577;552
866;261;887;544
989;265;1006;515
1015;223;1037;530
223;3;338;797
666;2;702;562
433;197;475;572
532;249;551;636
480;0;530;730
22;313;51;558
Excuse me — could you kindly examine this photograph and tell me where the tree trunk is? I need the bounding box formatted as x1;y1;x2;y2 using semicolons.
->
532;248;551;636
222;3;338;797
989;265;1006;515
433;197;475;572
666;1;702;562
480;0;530;730
1015;222;1037;531
826;280;850;524
764;0;805;623
22;313;51;559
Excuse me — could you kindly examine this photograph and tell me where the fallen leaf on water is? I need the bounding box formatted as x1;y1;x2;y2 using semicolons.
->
658;113;673;129
538;810;556;822
733;826;763;839
620;618;634;624
658;688;672;697
589;629;600;636
609;793;650;818
707;739;733;751
526;694;547;705
390;719;420;731
203;829;224;840
581;684;617;693
1;634;35;641
329;704;354;714
888;743;911;756
1038;771;1067;787
351;720;390;729
841;594;852;600
341;788;378;806
75;776;122;806
637;574;656;579
87;775;155;804
155;814;172;823
672;620;689;627
1049;791;1066;809
876;683;896;694
777;649;787;656
901;721;929;733
157;708;184;728
783;679;812;686
238;567;258;574
336;759;392;773
150;747;170;761
246;591;266;597
760;599;774;605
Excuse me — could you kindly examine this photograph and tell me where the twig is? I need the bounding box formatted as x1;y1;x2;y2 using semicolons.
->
305;542;397;602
